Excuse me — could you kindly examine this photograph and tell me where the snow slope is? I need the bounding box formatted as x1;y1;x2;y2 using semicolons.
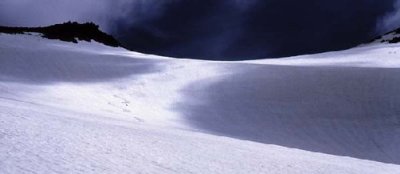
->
1;33;400;173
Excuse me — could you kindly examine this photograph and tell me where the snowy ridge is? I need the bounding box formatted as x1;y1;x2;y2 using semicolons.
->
244;42;400;67
370;28;400;44
1;33;400;173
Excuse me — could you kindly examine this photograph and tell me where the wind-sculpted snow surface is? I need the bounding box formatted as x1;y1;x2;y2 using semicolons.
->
177;45;400;164
2;101;399;174
178;64;400;164
1;33;400;173
0;34;158;83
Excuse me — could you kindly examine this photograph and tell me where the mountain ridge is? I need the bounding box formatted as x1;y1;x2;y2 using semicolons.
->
0;21;120;47
370;27;400;44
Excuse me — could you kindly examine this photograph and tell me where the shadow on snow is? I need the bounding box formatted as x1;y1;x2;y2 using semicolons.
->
177;64;400;164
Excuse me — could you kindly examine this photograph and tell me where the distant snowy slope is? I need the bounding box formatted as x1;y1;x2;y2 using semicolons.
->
245;42;400;67
1;33;400;173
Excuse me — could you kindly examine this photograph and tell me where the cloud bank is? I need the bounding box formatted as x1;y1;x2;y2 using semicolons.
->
378;0;400;33
111;0;396;59
0;0;399;59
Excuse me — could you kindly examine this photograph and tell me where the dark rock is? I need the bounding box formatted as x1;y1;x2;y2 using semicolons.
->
0;22;121;47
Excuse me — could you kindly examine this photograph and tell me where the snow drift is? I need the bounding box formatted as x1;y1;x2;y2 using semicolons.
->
1;30;400;173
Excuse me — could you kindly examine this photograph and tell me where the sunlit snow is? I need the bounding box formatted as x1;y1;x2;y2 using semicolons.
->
1;33;400;173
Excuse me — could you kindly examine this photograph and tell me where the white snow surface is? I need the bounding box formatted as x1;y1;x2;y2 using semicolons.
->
1;33;400;173
244;43;400;67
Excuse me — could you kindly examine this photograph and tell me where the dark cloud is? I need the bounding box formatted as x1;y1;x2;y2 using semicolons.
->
113;0;397;60
0;0;399;60
114;1;248;58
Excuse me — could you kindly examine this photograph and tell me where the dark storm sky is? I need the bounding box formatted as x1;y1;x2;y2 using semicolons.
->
1;0;400;60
